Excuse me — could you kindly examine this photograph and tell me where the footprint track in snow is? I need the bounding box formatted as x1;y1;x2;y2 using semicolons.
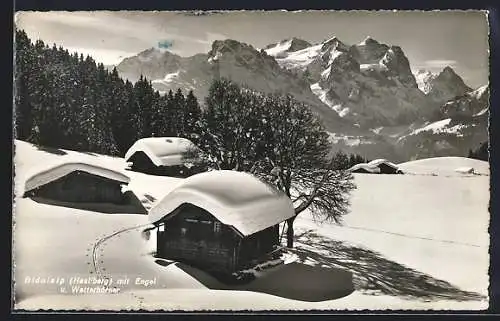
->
90;223;152;308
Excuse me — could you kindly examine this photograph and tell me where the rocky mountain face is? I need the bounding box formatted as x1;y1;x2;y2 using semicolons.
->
415;67;473;104
394;84;489;160
441;85;489;118
266;36;435;129
115;36;488;162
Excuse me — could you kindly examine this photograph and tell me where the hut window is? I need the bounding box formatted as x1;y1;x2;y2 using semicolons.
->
158;224;165;232
213;222;221;233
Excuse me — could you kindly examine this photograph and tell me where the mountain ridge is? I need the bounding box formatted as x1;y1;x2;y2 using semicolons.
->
115;36;487;162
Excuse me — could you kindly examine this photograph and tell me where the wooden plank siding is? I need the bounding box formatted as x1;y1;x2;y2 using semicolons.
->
155;203;281;273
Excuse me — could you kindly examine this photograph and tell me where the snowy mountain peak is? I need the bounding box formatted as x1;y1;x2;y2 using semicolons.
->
413;66;472;102
380;46;417;87
264;37;312;57
359;36;379;46
472;84;489;100
210;39;256;56
438;66;459;79
435;66;469;88
415;69;437;94
287;37;312;52
328;51;360;73
116;47;184;82
351;37;389;65
209;39;279;68
321;36;349;53
137;47;177;59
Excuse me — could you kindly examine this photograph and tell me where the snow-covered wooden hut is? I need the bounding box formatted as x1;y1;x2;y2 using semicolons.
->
149;170;295;273
349;159;403;174
23;162;131;204
124;137;206;177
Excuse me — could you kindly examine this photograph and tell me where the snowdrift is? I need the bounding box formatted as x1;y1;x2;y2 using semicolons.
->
398;157;489;176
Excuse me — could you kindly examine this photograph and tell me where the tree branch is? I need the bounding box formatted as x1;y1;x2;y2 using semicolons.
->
294;169;331;215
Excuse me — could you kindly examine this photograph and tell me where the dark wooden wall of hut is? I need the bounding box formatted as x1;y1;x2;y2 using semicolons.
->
128;151;206;178
378;163;400;174
237;225;279;266
26;171;126;204
157;204;239;272
156;203;281;273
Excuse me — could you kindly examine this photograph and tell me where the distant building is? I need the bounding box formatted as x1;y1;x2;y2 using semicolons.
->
149;170;296;273
349;159;403;174
23;162;131;204
124;137;207;177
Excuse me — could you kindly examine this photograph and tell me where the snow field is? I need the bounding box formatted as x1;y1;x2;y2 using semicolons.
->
12;141;490;310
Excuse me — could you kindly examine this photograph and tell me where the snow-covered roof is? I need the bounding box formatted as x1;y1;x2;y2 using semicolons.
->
348;159;400;173
348;163;381;174
149;170;296;236
367;159;399;169
124;137;201;167
24;162;130;193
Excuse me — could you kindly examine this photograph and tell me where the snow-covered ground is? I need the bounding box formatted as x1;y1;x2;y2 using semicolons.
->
12;140;489;310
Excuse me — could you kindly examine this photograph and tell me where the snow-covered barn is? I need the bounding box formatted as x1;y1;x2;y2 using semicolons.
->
23;162;131;204
349;159;403;174
124;137;207;177
149;170;296;273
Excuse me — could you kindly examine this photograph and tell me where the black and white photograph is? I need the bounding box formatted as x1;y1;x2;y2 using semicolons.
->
12;10;490;311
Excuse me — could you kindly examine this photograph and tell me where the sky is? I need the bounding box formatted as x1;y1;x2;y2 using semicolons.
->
15;10;489;88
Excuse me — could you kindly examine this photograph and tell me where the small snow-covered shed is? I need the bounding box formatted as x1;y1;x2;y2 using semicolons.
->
124;137;206;177
455;167;476;175
23;162;130;204
149;170;295;273
349;159;402;174
348;163;381;174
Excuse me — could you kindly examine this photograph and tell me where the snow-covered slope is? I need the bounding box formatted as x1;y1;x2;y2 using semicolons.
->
13;141;489;310
263;37;312;58
398;156;489;176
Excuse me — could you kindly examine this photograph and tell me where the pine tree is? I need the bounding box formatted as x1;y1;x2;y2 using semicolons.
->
133;76;156;138
332;151;350;170
163;90;176;135
183;90;202;139
14;30;34;140
173;88;186;136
